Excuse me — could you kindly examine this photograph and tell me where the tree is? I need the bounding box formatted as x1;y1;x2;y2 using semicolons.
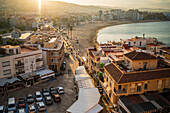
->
99;63;104;68
98;72;104;82
69;26;73;40
17;24;26;31
0;36;3;45
0;29;8;34
6;39;13;45
67;23;70;37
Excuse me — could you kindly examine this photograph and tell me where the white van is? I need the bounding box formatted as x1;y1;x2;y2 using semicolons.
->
7;97;16;112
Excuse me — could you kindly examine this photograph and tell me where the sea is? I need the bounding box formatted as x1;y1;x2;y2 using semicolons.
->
97;21;170;46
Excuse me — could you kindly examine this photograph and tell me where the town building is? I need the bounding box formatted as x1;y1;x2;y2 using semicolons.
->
121;35;166;48
2;29;34;43
32;17;53;29
0;45;43;79
29;26;64;72
100;50;170;108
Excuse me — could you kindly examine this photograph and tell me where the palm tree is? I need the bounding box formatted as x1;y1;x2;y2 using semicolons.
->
67;23;70;38
69;26;73;40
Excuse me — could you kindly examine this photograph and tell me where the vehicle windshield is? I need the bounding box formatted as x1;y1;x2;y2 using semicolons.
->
28;95;33;99
30;108;35;111
8;104;15;108
36;95;41;98
19;100;24;104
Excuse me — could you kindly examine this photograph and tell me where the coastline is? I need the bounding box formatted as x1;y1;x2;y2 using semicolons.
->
70;20;164;56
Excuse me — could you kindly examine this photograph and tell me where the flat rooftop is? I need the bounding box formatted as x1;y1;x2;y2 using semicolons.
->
20;47;37;54
119;92;170;113
2;31;33;40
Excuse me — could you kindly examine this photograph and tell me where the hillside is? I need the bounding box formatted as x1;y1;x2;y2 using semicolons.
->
0;0;110;15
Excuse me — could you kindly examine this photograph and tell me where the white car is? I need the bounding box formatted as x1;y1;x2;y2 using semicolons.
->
35;91;42;102
28;104;36;113
18;108;26;113
36;102;46;112
0;106;5;113
56;87;64;94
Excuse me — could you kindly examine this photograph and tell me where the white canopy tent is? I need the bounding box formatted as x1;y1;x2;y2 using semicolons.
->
66;88;103;113
67;66;103;113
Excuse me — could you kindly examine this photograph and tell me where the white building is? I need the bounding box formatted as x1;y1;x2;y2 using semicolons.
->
32;18;53;29
0;45;43;79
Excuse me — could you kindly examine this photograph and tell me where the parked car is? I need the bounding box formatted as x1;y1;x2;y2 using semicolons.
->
52;94;61;102
49;87;58;95
0;106;5;113
26;94;34;104
36;102;46;112
61;62;66;70
28;104;36;113
42;88;50;97
7;110;15;113
56;87;64;94
7;97;16;112
44;96;53;105
18;108;26;113
18;98;26;108
35;91;42;102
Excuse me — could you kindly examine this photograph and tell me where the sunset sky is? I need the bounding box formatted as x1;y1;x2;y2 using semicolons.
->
49;0;170;9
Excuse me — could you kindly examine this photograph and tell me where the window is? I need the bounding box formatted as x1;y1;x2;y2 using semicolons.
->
2;61;10;67
143;62;147;70
9;49;14;54
144;83;148;89
16;49;19;54
140;41;142;46
134;41;136;44
118;85;122;90
3;69;11;76
137;86;141;92
165;79;169;87
128;42;131;46
130;84;135;93
158;80;162;89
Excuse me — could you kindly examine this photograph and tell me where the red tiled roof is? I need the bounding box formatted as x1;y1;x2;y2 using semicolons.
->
105;63;170;84
124;51;157;60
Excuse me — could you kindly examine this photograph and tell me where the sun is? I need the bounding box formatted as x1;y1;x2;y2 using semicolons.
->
39;0;41;10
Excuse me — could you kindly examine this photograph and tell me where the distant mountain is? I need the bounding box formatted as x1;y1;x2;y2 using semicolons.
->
138;8;170;12
0;0;111;15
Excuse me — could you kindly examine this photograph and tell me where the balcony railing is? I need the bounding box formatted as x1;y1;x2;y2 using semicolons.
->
16;71;25;74
15;63;24;67
114;89;127;94
36;58;43;62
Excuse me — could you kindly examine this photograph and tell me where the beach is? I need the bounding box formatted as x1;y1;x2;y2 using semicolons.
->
69;20;162;56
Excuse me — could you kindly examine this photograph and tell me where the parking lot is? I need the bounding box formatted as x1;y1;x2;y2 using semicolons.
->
0;53;79;113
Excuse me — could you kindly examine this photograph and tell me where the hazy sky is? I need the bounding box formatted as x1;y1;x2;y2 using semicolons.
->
50;0;170;9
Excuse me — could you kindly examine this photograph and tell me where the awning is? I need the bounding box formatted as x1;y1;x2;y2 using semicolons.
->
41;74;55;79
87;104;103;113
66;88;101;113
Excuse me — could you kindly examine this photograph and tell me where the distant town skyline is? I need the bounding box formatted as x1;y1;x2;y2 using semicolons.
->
49;0;170;9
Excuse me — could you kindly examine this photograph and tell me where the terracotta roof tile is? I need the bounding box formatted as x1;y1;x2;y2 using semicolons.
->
104;63;170;83
124;51;157;60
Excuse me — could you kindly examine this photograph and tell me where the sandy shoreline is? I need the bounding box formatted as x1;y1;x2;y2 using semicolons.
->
69;20;163;56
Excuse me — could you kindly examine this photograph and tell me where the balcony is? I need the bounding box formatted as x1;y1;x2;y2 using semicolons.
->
114;88;127;95
16;71;25;74
36;58;43;62
15;63;24;67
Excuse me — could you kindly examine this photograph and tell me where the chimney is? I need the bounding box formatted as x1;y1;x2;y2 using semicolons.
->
143;34;145;38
